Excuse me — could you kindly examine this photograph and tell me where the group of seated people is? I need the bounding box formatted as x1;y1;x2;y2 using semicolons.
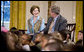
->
1;27;83;51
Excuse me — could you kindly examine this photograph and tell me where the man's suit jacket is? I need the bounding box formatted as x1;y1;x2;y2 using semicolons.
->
43;15;67;34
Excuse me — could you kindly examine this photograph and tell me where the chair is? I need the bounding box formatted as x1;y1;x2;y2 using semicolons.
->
66;23;76;42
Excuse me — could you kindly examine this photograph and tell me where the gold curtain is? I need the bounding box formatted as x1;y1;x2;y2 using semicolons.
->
10;1;26;30
75;1;83;42
48;1;51;18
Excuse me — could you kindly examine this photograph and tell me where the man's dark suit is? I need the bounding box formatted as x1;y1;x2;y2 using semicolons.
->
43;15;67;34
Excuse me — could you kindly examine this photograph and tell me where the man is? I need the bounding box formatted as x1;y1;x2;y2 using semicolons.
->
77;30;83;41
75;30;83;47
43;5;67;34
74;30;83;51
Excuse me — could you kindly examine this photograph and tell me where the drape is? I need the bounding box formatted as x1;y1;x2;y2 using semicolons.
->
75;1;83;42
10;1;26;30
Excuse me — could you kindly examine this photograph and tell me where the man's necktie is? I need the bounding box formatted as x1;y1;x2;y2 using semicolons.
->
48;19;54;33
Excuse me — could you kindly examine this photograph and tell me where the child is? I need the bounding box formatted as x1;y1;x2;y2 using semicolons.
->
17;34;35;51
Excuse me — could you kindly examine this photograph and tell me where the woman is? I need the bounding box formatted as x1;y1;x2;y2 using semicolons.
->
27;5;45;34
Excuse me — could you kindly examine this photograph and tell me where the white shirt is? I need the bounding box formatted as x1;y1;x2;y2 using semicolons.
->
22;45;31;51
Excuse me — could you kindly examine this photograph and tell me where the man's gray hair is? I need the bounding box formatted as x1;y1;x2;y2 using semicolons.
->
50;5;60;15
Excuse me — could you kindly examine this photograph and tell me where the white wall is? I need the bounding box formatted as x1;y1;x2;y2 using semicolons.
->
26;1;48;29
51;1;76;24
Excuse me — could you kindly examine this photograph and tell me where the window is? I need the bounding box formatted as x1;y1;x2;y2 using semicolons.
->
1;1;10;30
